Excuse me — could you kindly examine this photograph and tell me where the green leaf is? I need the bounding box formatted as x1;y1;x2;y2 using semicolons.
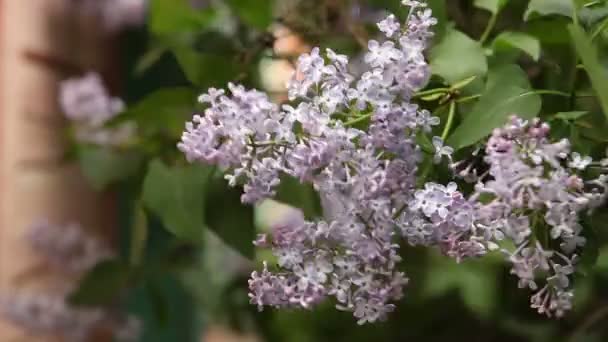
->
430;29;488;85
423;253;498;318
427;0;448;38
492;31;541;61
149;0;215;35
110;87;197;139
524;0;573;21
172;47;239;88
68;260;131;307
568;24;608;119
474;0;509;14
555;110;589;120
204;177;256;259
275;176;322;220
142;160;211;243
135;45;169;75
77;146;144;190
226;0;275;29
448;65;542;149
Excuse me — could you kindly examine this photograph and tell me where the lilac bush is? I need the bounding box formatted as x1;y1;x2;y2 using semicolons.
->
177;0;608;324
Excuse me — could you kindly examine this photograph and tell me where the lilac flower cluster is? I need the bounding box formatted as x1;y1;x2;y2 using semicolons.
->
178;0;606;322
0;294;105;341
462;117;606;317
73;0;147;32
180;1;441;324
0;221;140;341
59;72;135;146
0;294;141;342
27;220;114;274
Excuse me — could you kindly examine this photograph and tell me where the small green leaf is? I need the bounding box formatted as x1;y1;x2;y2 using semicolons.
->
172;48;239;88
135;46;169;75
524;0;573;21
555;111;589;120
568;24;608;120
275;176;322;220
78;146;143;190
430;29;488;85
448;65;542;149
142;160;211;243
492;31;541;61
450;76;478;91
205;177;256;259
474;0;509;14
149;0;215;35
68;260;131;307
226;0;275;29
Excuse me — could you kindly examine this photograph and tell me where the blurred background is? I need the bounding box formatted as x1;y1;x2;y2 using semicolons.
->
0;0;607;341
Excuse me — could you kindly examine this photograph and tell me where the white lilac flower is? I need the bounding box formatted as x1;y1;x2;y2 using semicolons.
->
377;14;401;37
568;152;592;170
432;136;453;164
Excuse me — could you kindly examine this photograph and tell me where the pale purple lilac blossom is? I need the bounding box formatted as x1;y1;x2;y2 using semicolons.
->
73;0;147;32
456;116;607;317
178;0;606;322
27;220;114;274
59;72;135;146
0;221;141;341
180;1;439;324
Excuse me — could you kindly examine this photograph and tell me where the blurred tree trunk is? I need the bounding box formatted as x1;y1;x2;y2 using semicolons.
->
0;0;117;340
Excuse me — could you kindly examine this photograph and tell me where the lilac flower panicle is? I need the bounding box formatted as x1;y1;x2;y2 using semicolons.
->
73;0;147;32
0;293;142;342
0;293;105;341
59;72;135;146
27;220;114;274
179;0;440;323
177;0;608;322
459;116;607;317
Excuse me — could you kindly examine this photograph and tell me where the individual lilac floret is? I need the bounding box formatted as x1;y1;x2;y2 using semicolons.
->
27;220;114;274
59;72;135;146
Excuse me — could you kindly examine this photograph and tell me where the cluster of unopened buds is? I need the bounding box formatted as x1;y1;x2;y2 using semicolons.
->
0;221;141;341
178;0;607;324
59;72;135;147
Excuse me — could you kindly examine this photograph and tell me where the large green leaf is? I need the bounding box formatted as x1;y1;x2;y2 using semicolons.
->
142;160;211;243
568;25;608;120
492;31;541;61
68;260;132;307
149;0;216;35
226;0;275;29
474;0;509;14
78;146;144;190
430;29;488;85
110;88;197;139
448;65;542;149
524;0;573;21
172;47;239;88
204;177;256;259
